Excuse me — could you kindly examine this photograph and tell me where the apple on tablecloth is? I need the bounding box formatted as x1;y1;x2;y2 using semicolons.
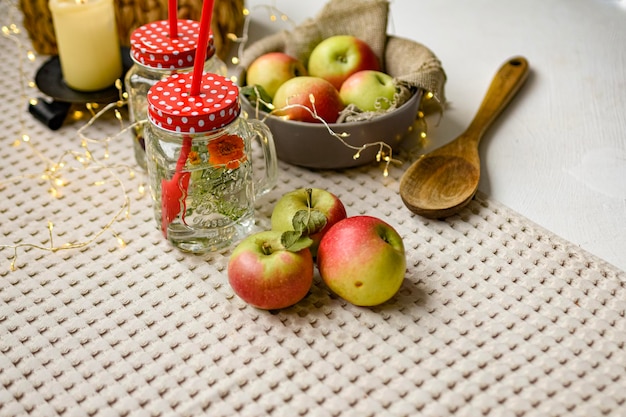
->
228;230;314;310
317;215;406;306
272;76;345;123
271;188;347;257
245;52;307;99
307;35;381;90
340;70;398;112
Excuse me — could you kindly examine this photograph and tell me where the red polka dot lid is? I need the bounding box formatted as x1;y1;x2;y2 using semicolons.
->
129;19;215;69
147;72;241;133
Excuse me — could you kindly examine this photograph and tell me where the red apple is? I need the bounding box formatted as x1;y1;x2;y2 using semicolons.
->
307;35;381;90
339;70;398;111
317;215;406;306
228;230;314;310
272;76;344;123
271;188;347;257
246;52;307;99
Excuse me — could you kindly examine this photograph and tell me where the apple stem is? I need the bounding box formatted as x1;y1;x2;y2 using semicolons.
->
261;242;274;256
305;188;313;209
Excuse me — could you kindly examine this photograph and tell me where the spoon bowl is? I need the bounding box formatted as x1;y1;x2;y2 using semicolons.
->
400;56;530;218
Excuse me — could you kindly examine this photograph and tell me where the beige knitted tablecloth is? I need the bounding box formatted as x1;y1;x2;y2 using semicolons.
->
1;9;625;417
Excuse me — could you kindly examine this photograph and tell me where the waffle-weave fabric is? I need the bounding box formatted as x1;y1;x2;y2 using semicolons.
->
1;14;625;417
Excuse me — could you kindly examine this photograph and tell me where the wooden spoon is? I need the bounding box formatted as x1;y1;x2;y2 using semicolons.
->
399;56;530;219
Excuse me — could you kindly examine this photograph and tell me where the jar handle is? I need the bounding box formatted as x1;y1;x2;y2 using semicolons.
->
248;119;278;197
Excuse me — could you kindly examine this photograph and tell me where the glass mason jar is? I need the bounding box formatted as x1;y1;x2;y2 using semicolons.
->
125;19;227;170
145;72;278;253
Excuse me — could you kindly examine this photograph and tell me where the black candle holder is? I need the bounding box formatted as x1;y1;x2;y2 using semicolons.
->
29;47;132;130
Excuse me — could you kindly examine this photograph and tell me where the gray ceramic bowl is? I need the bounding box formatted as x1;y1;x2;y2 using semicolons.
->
240;89;422;169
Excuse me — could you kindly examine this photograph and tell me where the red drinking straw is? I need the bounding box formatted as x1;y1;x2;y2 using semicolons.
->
190;0;215;96
168;0;178;38
161;0;215;236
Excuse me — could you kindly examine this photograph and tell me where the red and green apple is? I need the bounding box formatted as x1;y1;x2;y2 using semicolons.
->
246;52;307;99
227;230;314;310
317;215;406;306
339;70;398;112
272;76;344;123
307;35;380;90
271;188;347;257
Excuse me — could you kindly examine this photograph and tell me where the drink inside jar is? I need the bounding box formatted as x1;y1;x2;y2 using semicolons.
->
151;134;255;253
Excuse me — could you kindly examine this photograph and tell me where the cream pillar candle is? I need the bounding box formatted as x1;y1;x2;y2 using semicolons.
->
48;0;122;92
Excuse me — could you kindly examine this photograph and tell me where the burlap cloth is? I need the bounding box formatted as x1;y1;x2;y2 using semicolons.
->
240;0;447;116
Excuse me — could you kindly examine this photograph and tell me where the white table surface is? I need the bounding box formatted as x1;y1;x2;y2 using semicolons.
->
241;0;626;272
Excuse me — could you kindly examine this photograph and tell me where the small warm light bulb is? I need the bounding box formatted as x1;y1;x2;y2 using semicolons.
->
22;134;30;142
1;26;9;36
243;8;250;16
117;237;126;248
231;57;240;65
27;51;35;61
48;221;54;231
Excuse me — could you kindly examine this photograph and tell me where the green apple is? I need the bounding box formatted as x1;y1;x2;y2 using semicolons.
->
307;35;380;90
317;215;406;306
246;52;307;99
339;70;398;111
227;230;314;310
272;76;344;123
271;188;347;257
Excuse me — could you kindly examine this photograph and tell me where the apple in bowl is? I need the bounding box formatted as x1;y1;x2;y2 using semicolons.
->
272;76;345;124
245;52;307;100
307;35;381;90
340;70;398;112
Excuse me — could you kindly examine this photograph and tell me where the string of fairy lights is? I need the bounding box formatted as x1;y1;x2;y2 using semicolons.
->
1;0;141;271
0;1;429;272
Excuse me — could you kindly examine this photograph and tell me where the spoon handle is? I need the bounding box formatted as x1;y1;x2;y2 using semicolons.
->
465;56;529;142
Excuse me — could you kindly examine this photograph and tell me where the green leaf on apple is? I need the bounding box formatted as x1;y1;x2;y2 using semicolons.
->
292;209;327;235
280;231;314;253
241;85;273;113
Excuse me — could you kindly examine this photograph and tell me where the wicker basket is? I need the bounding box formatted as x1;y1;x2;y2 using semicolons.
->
19;0;244;61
